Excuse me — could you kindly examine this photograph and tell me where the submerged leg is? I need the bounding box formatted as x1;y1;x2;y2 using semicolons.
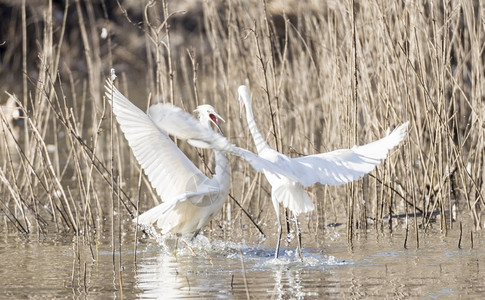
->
273;198;282;259
275;217;282;259
174;235;180;257
294;214;303;261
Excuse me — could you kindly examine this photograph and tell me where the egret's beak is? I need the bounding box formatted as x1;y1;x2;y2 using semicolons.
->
209;113;225;136
213;111;225;123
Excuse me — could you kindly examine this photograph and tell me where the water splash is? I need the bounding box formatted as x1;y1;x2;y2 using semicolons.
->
138;229;350;271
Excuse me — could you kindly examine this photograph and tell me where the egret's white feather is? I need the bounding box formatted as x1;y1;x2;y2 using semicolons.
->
148;103;301;181
238;84;408;258
272;181;314;215
105;81;207;203
238;84;409;209
105;79;230;236
292;121;409;187
135;185;224;233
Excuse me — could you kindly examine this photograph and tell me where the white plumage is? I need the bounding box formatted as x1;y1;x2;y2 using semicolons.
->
105;80;231;237
237;85;409;259
105;78;301;238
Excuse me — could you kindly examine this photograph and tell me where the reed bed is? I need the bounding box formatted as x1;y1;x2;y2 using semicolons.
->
0;0;483;252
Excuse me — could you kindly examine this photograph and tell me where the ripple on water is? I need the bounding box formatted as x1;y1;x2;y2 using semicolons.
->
132;233;357;299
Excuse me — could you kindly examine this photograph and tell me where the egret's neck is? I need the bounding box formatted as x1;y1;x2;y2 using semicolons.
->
244;99;269;154
198;118;231;187
213;150;230;187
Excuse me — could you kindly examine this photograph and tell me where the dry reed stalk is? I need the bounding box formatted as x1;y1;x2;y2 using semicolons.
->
2;0;485;251
162;0;175;104
21;0;28;154
74;0;101;124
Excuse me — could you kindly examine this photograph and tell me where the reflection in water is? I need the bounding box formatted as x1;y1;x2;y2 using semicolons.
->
135;237;243;299
132;229;485;299
134;236;344;299
136;254;185;299
271;266;306;299
0;228;484;298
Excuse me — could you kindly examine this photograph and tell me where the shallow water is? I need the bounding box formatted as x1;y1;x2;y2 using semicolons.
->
1;223;483;299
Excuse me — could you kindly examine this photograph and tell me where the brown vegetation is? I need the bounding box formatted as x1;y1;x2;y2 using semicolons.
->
0;1;484;250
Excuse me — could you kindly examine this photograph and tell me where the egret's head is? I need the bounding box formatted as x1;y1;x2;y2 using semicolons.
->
194;104;225;135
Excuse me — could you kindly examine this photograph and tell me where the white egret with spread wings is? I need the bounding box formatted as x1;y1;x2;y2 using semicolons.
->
237;85;409;259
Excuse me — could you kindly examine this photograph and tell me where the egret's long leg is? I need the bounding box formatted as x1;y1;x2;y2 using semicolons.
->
294;215;303;261
275;218;282;259
273;199;282;259
285;208;291;243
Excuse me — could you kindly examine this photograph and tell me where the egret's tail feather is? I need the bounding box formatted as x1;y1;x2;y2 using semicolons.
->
273;184;315;215
135;201;174;228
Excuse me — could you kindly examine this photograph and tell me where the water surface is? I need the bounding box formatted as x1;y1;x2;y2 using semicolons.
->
1;223;483;299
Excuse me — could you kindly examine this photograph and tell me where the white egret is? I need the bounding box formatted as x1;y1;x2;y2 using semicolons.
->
137;104;231;237
237;85;409;259
104;79;295;238
105;80;239;237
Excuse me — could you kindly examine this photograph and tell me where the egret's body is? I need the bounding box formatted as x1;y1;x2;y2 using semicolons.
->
238;85;409;259
133;105;231;237
137;148;230;236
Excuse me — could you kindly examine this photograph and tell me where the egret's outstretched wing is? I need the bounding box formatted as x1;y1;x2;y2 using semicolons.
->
105;80;207;202
292;122;409;187
148;103;235;151
148;103;300;181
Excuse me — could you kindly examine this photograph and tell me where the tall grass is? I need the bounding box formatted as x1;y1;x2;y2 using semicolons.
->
0;0;483;250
